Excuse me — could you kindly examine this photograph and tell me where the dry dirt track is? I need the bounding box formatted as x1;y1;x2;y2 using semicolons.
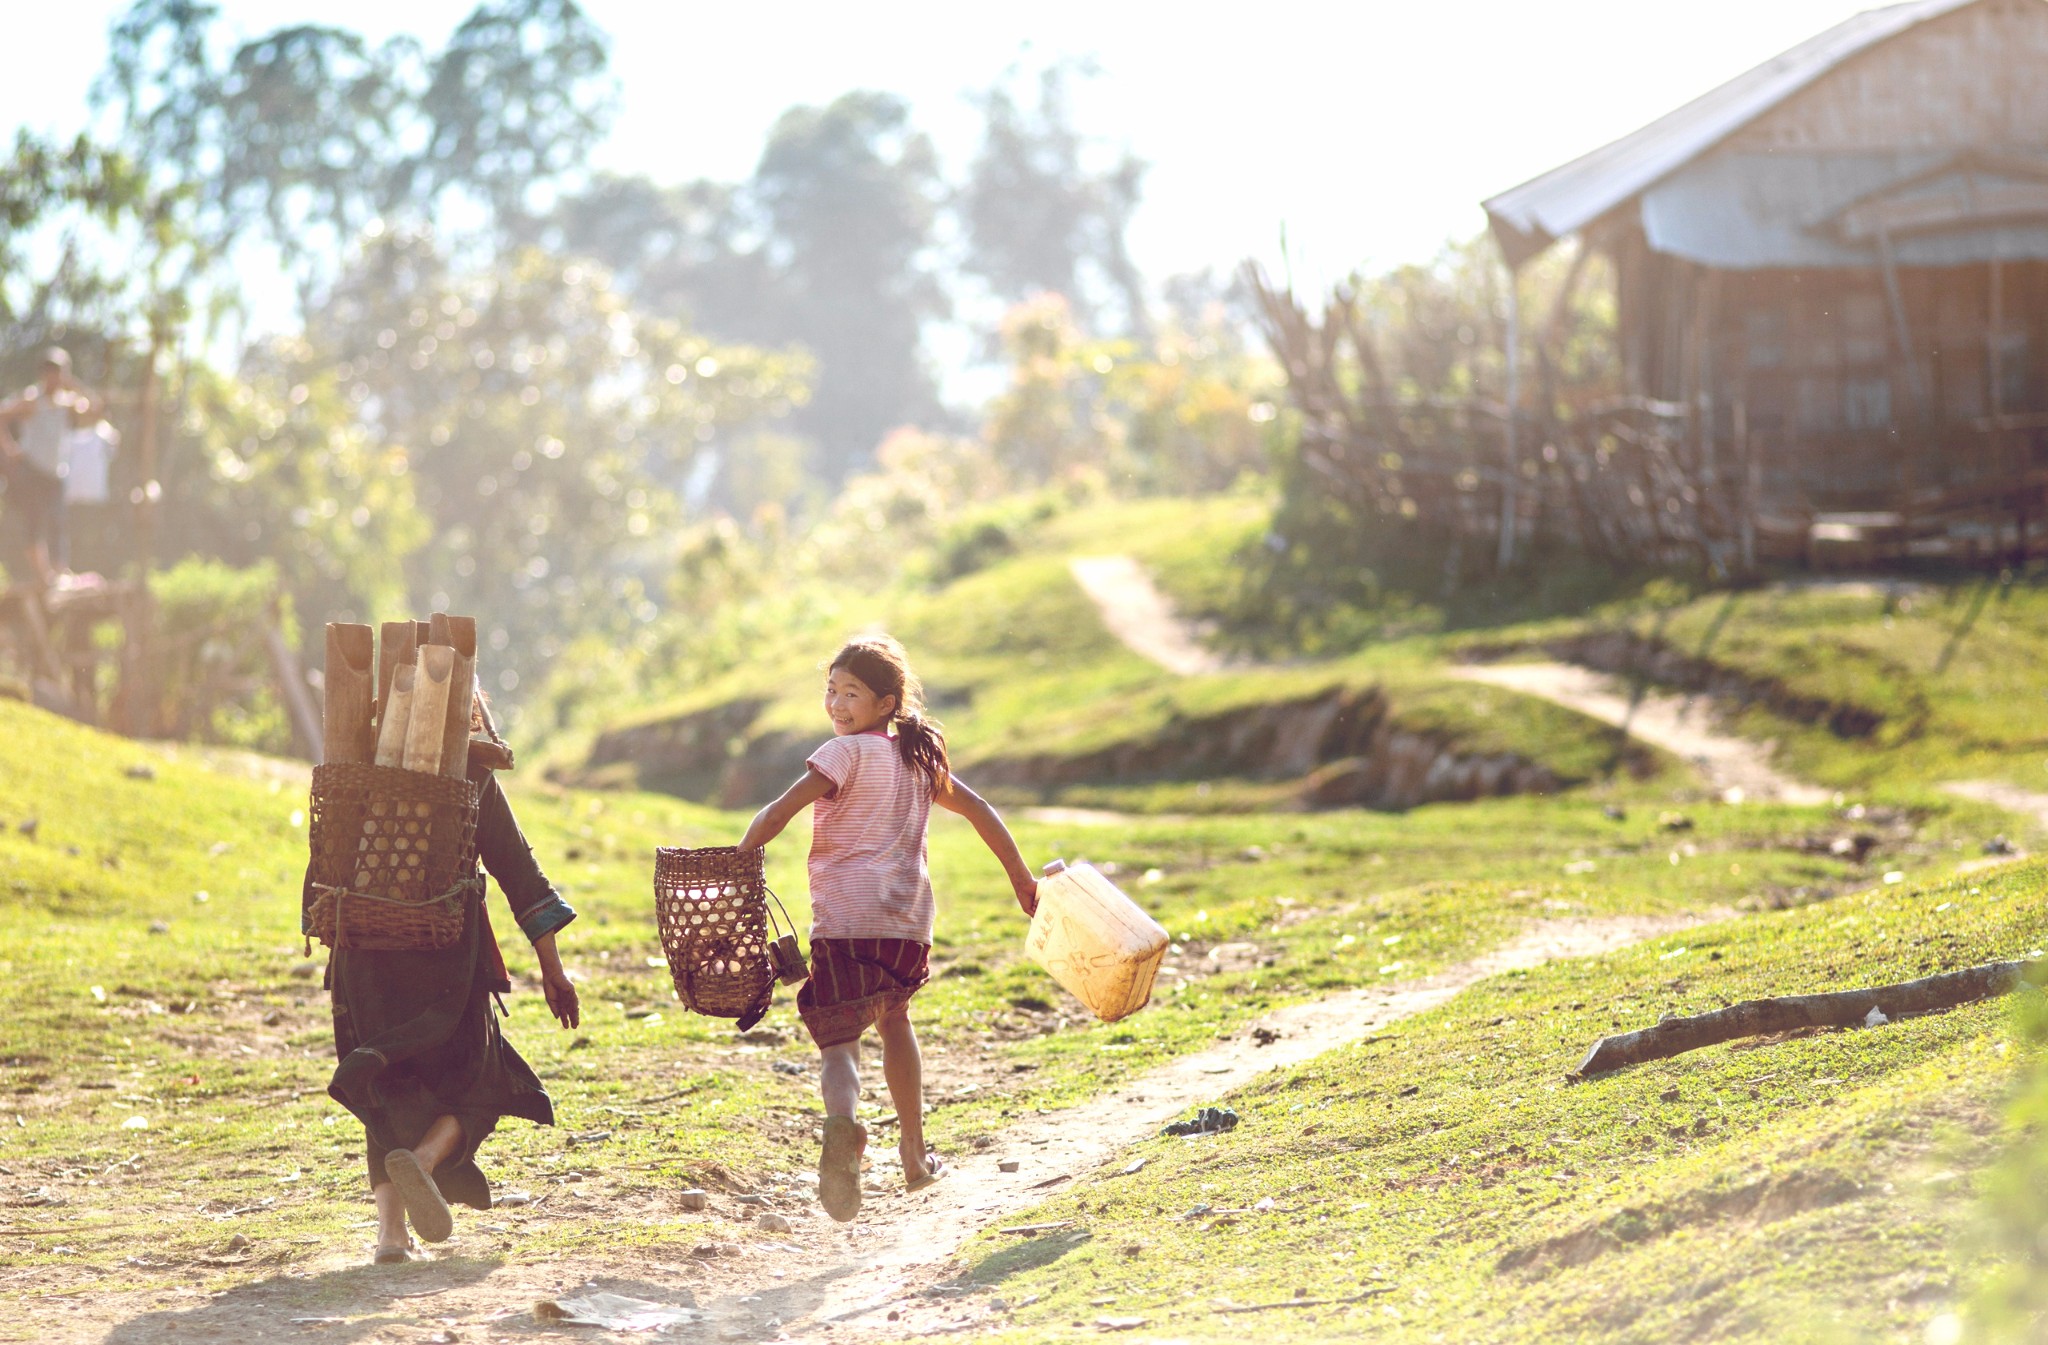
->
1452;661;1834;806
1067;555;1227;676
1941;779;2048;828
80;916;1698;1344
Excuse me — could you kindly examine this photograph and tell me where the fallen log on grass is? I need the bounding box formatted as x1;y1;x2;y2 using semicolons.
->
1575;958;2042;1077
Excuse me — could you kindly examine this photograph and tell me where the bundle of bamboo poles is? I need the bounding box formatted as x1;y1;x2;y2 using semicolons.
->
321;613;480;778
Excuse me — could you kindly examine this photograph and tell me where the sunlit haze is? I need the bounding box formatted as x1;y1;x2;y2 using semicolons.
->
14;0;1878;292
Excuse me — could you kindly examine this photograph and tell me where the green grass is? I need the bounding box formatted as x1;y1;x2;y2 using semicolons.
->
4;690;2008;1324
1462;575;2048;797
16;493;2048;1339
948;857;2048;1344
572;494;1675;806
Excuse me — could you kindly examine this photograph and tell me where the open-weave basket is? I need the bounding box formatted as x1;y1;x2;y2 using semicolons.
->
654;845;781;1027
305;762;480;951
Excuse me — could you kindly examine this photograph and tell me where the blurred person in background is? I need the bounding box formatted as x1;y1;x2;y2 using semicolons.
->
62;417;119;581
0;348;99;588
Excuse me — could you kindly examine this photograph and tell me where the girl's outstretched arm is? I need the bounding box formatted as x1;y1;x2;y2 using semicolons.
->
738;768;834;852
934;774;1038;916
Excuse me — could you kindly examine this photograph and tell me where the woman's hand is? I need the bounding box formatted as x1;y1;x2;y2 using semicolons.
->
1014;877;1039;918
542;965;581;1029
532;931;581;1029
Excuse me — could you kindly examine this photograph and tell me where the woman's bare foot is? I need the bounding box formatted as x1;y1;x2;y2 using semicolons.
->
383;1150;453;1243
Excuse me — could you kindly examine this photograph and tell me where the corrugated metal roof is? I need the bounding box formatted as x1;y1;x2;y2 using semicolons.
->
1482;0;1985;266
1638;151;2048;267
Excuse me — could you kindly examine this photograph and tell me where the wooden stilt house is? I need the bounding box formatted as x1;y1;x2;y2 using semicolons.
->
1485;0;2048;558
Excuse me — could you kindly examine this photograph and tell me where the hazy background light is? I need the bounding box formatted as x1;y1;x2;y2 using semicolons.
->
9;0;1877;298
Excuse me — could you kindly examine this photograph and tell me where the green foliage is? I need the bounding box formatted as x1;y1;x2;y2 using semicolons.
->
0;131;154;329
97;0;617;284
304;232;807;709
168;352;427;626
138;557;295;751
960;59;1147;333
984;293;1281;493
1967;986;2048;1341
1255;235;1633;649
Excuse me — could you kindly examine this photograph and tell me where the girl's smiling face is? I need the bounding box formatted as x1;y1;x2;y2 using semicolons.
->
824;666;896;736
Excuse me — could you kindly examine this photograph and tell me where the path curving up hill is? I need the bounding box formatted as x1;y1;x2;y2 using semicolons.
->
1453;662;1834;806
1068;555;1227;676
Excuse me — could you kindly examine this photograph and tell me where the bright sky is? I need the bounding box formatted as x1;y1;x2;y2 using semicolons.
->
8;0;1879;293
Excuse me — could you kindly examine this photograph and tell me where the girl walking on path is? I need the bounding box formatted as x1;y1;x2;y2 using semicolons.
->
309;711;582;1264
739;635;1037;1222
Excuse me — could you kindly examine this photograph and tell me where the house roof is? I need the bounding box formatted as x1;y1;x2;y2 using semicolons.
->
1482;0;1986;267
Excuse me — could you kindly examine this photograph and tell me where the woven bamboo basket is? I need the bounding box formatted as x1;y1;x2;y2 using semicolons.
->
304;762;480;951
654;845;792;1026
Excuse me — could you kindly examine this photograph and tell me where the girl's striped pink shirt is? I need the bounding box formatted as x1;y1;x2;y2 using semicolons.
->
804;732;936;943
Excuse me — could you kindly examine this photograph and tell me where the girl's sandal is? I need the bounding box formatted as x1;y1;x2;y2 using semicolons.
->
372;1239;414;1266
819;1116;867;1223
383;1149;454;1244
905;1150;947;1193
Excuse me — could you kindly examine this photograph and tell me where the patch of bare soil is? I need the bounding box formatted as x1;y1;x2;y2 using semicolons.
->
1942;779;2048;829
1068;555;1227;676
1494;1167;1865;1277
63;913;1699;1344
1452;662;1833;806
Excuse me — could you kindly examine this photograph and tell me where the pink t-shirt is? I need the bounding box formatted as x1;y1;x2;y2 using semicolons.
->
804;732;936;943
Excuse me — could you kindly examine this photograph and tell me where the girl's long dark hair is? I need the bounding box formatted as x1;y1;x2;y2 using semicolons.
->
831;635;949;794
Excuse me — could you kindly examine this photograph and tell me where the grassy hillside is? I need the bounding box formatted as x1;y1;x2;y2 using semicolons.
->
567;494;1658;809
1464;576;2048;796
0;682;2040;1340
957;855;2043;1343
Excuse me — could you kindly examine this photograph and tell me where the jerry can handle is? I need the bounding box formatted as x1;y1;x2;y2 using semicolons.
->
1042;859;1067;877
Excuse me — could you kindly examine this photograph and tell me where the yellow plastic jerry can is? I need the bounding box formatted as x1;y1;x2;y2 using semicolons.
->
1024;859;1170;1023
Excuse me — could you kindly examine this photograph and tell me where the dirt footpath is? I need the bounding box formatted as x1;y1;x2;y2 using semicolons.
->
1942;779;2048;828
1068;556;1226;676
1453;662;1832;806
74;915;1696;1344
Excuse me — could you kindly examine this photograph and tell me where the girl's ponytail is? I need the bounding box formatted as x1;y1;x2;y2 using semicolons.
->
894;706;951;796
830;635;951;796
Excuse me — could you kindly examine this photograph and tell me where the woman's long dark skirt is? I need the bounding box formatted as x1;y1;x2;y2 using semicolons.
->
322;771;564;1211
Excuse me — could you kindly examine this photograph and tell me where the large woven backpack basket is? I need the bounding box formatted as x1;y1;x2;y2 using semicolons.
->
304;761;480;951
654;845;802;1030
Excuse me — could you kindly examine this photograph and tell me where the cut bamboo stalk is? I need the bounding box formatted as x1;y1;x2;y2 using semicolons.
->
430;614;478;779
377;622;416;729
405;646;456;775
323;624;376;765
373;663;416;768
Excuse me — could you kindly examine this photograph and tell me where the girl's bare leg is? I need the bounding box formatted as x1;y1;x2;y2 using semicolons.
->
875;1003;928;1174
820;1043;861;1116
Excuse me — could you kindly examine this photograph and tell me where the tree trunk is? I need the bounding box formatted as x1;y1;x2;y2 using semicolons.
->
1575;959;2038;1077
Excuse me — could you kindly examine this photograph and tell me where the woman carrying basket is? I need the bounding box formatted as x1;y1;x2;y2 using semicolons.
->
308;708;581;1265
739;635;1036;1221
